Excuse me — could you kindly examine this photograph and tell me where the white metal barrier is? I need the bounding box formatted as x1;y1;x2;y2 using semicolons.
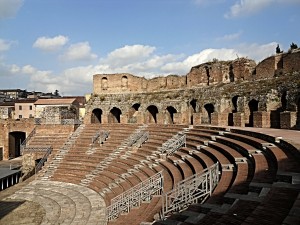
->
106;171;163;222
161;163;219;218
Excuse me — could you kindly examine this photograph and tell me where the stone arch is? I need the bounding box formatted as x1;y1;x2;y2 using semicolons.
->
166;106;177;124
247;99;259;127
228;95;239;126
121;76;128;89
146;105;158;124
91;108;102;124
128;103;141;123
109;107;122;123
9;131;25;158
204;103;214;124
101;77;108;90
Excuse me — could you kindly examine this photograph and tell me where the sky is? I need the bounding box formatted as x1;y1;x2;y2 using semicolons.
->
0;0;299;96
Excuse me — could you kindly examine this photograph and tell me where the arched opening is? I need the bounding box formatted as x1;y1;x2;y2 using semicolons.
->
91;108;102;124
128;103;140;123
101;77;108;90
146;105;158;124
247;99;259;127
228;96;239;126
166;106;177;124
121;76;128;89
109;107;122;123
9;131;25;158
204;103;214;124
190;99;197;125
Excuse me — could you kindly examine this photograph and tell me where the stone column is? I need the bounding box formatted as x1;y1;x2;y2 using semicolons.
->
192;113;202;125
253;111;271;128
211;112;228;126
233;113;245;127
280;111;297;129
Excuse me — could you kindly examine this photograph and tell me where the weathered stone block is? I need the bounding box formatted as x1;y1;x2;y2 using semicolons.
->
233;113;245;127
253;111;271;128
211;112;228;126
280;111;297;129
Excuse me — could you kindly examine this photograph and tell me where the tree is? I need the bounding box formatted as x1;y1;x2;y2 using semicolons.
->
54;90;60;96
290;42;298;50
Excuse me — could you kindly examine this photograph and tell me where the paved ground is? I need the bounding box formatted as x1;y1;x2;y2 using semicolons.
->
0;179;107;225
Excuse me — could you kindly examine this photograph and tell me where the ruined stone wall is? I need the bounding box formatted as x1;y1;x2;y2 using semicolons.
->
282;50;300;74
255;56;275;79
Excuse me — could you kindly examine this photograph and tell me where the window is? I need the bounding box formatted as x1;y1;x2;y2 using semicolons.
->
19;105;22;110
29;114;33;118
29;105;33;110
19;115;22;119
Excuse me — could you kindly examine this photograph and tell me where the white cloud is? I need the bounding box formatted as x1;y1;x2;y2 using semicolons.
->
225;0;273;18
104;45;156;67
33;35;69;51
60;42;97;62
0;39;15;52
216;31;243;42
225;0;300;18
0;0;23;20
236;42;277;62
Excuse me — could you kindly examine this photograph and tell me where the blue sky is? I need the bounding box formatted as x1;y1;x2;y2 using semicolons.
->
0;0;299;95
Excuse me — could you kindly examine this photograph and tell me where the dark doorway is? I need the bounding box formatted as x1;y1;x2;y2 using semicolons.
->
166;106;177;124
146;105;158;123
190;99;197;125
247;99;259;127
228;96;239;126
91;108;102;123
204;103;214;124
109;107;122;123
9;132;26;158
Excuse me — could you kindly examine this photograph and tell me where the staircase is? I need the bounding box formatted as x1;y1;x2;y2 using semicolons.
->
37;124;86;181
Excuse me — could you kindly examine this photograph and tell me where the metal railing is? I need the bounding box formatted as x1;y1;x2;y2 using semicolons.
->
34;118;82;125
92;130;110;144
161;163;219;219
159;133;186;155
35;146;53;174
106;171;163;222
20;127;37;154
22;146;52;153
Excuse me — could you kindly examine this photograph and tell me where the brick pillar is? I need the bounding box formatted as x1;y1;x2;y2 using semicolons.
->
102;113;108;124
173;113;182;124
120;114;128;124
192;113;202;125
156;113;164;124
136;113;144;124
233;113;245;127
211;112;228;126
280;111;297;129
253;111;271;128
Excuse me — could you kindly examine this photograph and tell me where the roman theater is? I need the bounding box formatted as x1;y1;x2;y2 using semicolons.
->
0;49;300;224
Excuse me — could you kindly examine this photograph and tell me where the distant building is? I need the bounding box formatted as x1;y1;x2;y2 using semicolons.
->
0;89;27;99
14;99;37;119
0;102;14;119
